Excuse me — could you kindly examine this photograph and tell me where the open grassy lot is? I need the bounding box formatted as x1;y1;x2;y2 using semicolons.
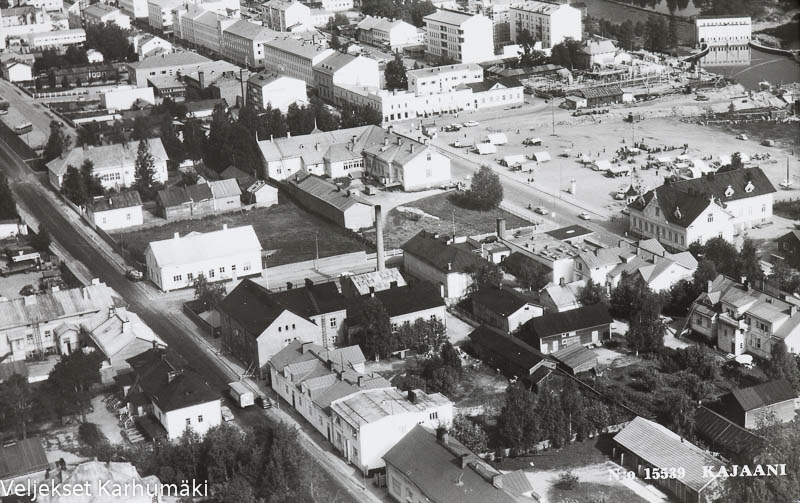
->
375;191;533;249
495;435;613;472
114;196;369;267
548;480;650;503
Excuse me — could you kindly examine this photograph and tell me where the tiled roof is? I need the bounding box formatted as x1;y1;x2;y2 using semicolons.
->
519;303;612;340
145;225;261;268
401;230;481;273
729;379;798;411
367;282;444;318
0;438;48;480
551;343;597;371
614;417;723;493
383;425;533;503
628;168;777;228
126;349;219;412
47;139;168;177
156;186;190;207
314;52;357;75
287;174;374;211
90;191;142;212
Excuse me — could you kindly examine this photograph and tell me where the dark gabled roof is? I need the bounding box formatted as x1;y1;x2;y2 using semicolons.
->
368;282;445;318
468;324;545;372
383;425;533;503
778;230;800;246
157;186;190;207
219;279;297;336
628;168;777;228
126;349;219;412
53;63;116;77
91;191;143;212
185;98;227;113
472;286;532;317
729;378;798;411
518;304;613;341
185;182;213;201
270;282;348;318
464;76;522;93
401;230;481;273
0;437;48;479
694;406;764;455
546;224;593;241
551;343;598;372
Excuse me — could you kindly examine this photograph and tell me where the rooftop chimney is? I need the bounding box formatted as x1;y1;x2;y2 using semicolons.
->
407;389;416;403
447;262;452;271
460;453;469;469
389;280;397;289
707;280;713;293
375;205;385;272
286;281;293;290
496;217;506;239
410;144;415;153
167;370;181;383
173;232;180;240
301;342;314;353
222;223;228;231
305;278;314;288
492;474;504;489
198;70;205;89
383;137;389;146
369;286;375;297
437;427;449;444
357;375;364;386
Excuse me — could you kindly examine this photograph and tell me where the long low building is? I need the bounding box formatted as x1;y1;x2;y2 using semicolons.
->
144;224;262;292
284;174;374;230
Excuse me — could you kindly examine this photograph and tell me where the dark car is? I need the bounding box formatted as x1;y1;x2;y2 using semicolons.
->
255;396;272;409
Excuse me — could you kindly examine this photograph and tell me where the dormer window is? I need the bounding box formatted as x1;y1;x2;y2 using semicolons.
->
745;181;754;193
724;185;734;197
674;206;682;219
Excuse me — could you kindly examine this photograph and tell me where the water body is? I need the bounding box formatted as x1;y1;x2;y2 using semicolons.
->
709;48;800;89
585;0;697;43
618;0;702;16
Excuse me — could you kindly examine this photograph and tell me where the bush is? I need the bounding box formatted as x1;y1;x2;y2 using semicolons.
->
630;366;661;392
78;422;108;449
555;470;579;490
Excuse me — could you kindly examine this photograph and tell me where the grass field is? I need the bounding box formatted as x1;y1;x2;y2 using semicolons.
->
495;435;614;472
114;196;369;267
548;481;650;503
374;192;533;249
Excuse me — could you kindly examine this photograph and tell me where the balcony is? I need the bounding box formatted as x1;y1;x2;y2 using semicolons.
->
718;312;748;330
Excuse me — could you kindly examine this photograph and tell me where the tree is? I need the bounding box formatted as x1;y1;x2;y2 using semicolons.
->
133;139;156;195
0;172;16;220
132;115;150;141
626;291;666;355
765;342;800;390
497;383;538;451
64;45;88;66
618;19;636;51
644;16;669;53
667;15;679;48
340;102;382;128
85;21;132;62
396;317;447;354
348;296;394;360
768;260;800;294
77;122;101;147
549;38;583;68
62;165;88;206
504;253;549;291
610;274;650;319
469;261;503;293
577;278;607;306
517;29;547;68
258;423;321;503
48;350;104;422
660;390;695;439
159;113;185;162
461;166;503;210
183;118;206;164
330;33;341;51
81;159;104;200
44;121;71;162
450;415;488;453
738;238;764;283
0;373;33;439
193;273;227;311
384;53;408;91
31;227;51;252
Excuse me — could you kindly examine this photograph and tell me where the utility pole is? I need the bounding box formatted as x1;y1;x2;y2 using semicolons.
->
314;231;319;269
451;209;456;237
550;97;555;136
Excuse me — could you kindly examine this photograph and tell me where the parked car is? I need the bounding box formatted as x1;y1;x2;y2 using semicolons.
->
736;134;748;140
579;212;591;220
221;405;235;422
125;269;143;281
464;121;479;127
535;206;549;215
255;396;272;409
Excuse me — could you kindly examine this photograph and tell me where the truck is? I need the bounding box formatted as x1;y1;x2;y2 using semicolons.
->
228;381;254;408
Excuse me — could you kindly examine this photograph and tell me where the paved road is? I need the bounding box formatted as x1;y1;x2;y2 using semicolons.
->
0;137;368;503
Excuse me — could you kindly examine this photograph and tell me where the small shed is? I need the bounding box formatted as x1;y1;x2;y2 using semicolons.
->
564;95;588;109
524;137;542;146
592;159;612;171
501;154;526;167
530;151;551;162
485;133;508;145
606;164;629;177
246;181;278;207
0;437;49;480
552;344;598;374
474;143;497;155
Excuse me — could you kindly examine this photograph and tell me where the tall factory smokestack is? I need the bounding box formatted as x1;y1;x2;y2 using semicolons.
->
375;205;385;272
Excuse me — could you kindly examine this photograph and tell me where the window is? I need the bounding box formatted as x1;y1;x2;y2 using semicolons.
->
219;266;225;273
209;269;215;278
198;415;203;423
430;411;438;420
708;214;714;223
391;477;402;496
173;274;182;282
187;272;194;282
232;264;237;272
278;326;282;332
756;338;761;349
185;417;191;426
243;263;251;271
44;330;52;339
330;318;337;328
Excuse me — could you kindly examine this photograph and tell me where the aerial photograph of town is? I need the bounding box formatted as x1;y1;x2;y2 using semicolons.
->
0;0;798;501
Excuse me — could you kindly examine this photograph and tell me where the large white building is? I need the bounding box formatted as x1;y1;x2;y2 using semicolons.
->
46;139;169;191
509;0;581;49
423;10;494;63
174;5;233;55
627;167;776;250
407;62;482;95
263;35;334;85
130;33;173;58
144;224;263;292
147;0;182;31
26;28;86;49
357;16;424;50
119;0;148;18
313;52;380;103
695;16;751;65
87;191;144;231
83;3;132;29
246;71;307;112
127;50;211;87
262;0;311;31
221;19;277;68
0;6;55;49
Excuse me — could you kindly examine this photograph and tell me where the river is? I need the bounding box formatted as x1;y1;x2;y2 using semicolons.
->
708;48;800;89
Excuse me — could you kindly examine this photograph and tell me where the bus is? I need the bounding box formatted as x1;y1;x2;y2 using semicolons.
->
14;122;32;135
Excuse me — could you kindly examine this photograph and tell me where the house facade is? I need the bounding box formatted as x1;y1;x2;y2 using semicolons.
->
246;71;308;113
517;304;613;354
221;20;277;68
87;191;143;231
472;285;542;332
423;10;494;63
509;1;581;49
263;36;334;85
775;230;800;268
718;379;798;429
401;231;480;300
144;225;262;292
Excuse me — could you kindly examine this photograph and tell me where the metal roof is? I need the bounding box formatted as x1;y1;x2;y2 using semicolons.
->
145;225;262;268
0;283;118;331
0;438;48;479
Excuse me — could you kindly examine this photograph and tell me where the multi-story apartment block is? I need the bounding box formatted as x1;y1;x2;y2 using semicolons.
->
0;6;54;49
262;0;311;31
407;62;483;95
147;0;182;32
313;52;380;103
83;3;131;29
246;71;307;112
26;28;85;49
175;5;234;55
357;16;424;50
221;20;277;68
423;10;494;63
16;0;62;12
127;51;211;86
482;2;511;49
263;35;334;85
627;167;776;250
118;0;148;18
689;274;800;359
318;0;351;12
509;0;581;49
695;16;751;65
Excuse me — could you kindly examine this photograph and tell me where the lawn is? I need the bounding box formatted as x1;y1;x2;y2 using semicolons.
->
114;195;370;267
548;481;650;503
373;192;533;249
495;435;614;472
